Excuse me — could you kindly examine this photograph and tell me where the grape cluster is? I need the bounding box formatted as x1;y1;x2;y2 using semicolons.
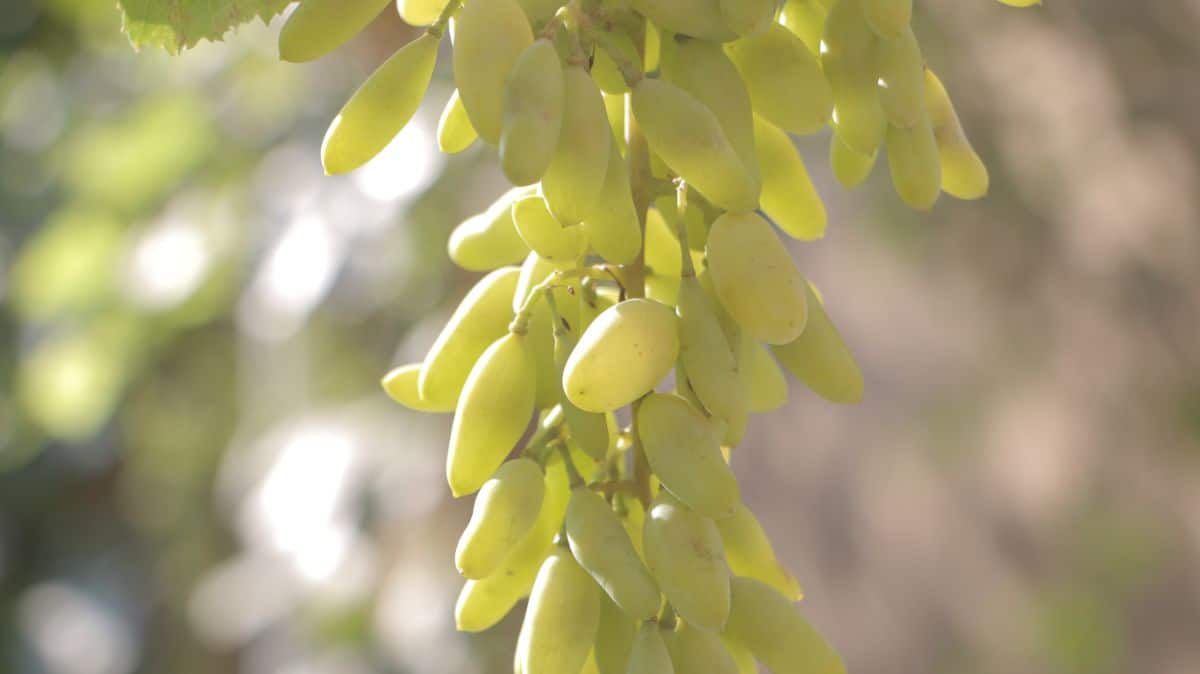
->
278;0;1034;672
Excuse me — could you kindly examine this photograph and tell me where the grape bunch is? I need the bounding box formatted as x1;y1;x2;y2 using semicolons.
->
277;0;1036;672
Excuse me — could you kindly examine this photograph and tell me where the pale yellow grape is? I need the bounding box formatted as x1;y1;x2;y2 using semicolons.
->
583;142;642;266
518;0;565;23
501;40;564;186
617;492;648;563
540;67;612;224
627;622;675;674
772;281;864;404
527;285;580;410
997;0;1040;6
446;332;536;496
580;285;620;335
554;324;612;461
563;299;680;413
677;276;745;425
644;208;683;306
654;191;710;252
925;69;989;199
381;363;455;413
643;493;731;631
278;0;390;62
876;27;926;129
661;36;760;188
437;89;478;154
830;129;878;188
863;0;911;37
726;24;833;135
645;21;662;70
823;0;886;155
779;0;828;55
738;333;788;413
706;212;808;345
715;502;803;600
565;487;661;620
664;620;740;674
719;0;776;37
397;0;448;26
512;251;557;312
455;458;569;632
631;0;738;42
447;187;531;271
512;194;589;268
754;115;827;241
602;92;627;154
885;116;941;210
638;391;741;518
722;635;760;674
455;458;545;578
631;78;760;213
321;33;439;175
724;576;847;674
453;0;534;144
419;267;520;407
517;547;602;674
594;593;637;674
592;32;639;95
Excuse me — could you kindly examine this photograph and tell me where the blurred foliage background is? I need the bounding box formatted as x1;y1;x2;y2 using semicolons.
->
1;1;1198;673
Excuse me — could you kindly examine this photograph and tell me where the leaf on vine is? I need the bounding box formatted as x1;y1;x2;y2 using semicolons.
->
116;0;293;54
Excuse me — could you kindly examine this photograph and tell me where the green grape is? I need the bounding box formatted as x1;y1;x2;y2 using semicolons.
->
582;142;642;266
592;32;639;95
501;40;565;186
638;393;740;517
718;0;776;37
823;0;886;156
661;36;760;188
925;69;989;199
664;620;740;674
580;285;621;335
321;33;440;175
830;129;878;188
725;24;833;135
655;191;710;252
706;212;808;345
512;255;580;410
594;593;637;674
779;0;828;55
721;636;759;674
643;492;731;631
420;267;520;407
453;0;534;145
540;66;613;225
863;0;911;37
997;0;1040;6
517;547;602;674
772;281;864;404
631;0;739;42
512;193;589;268
565;487;662;620
738;333;788;413
714;502;802;600
554;324;612;461
602;92;627;154
438;89;479;154
676;276;745;425
512;251;557;312
876;27;926;129
885;116;941;210
455;458;545;579
754;115;827;241
381;363;456;413
562;299;680;413
644;208;683;306
518;0;566;24
631;78;760;213
455;458;570;632
724;576;847;674
448;187;531;271
278;0;390;63
644;20;662;71
616;492;648;563
398;0;449;26
626;622;675;674
446;332;537;496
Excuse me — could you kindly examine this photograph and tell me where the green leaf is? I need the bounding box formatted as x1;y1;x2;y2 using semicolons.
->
117;0;293;54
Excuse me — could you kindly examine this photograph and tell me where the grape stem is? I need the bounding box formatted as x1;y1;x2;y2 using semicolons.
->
427;0;464;38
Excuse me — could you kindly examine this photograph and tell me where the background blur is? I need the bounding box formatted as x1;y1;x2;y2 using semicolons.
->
2;1;1198;673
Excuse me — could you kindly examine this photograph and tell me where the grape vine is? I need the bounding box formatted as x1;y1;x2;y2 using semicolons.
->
129;0;1040;672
